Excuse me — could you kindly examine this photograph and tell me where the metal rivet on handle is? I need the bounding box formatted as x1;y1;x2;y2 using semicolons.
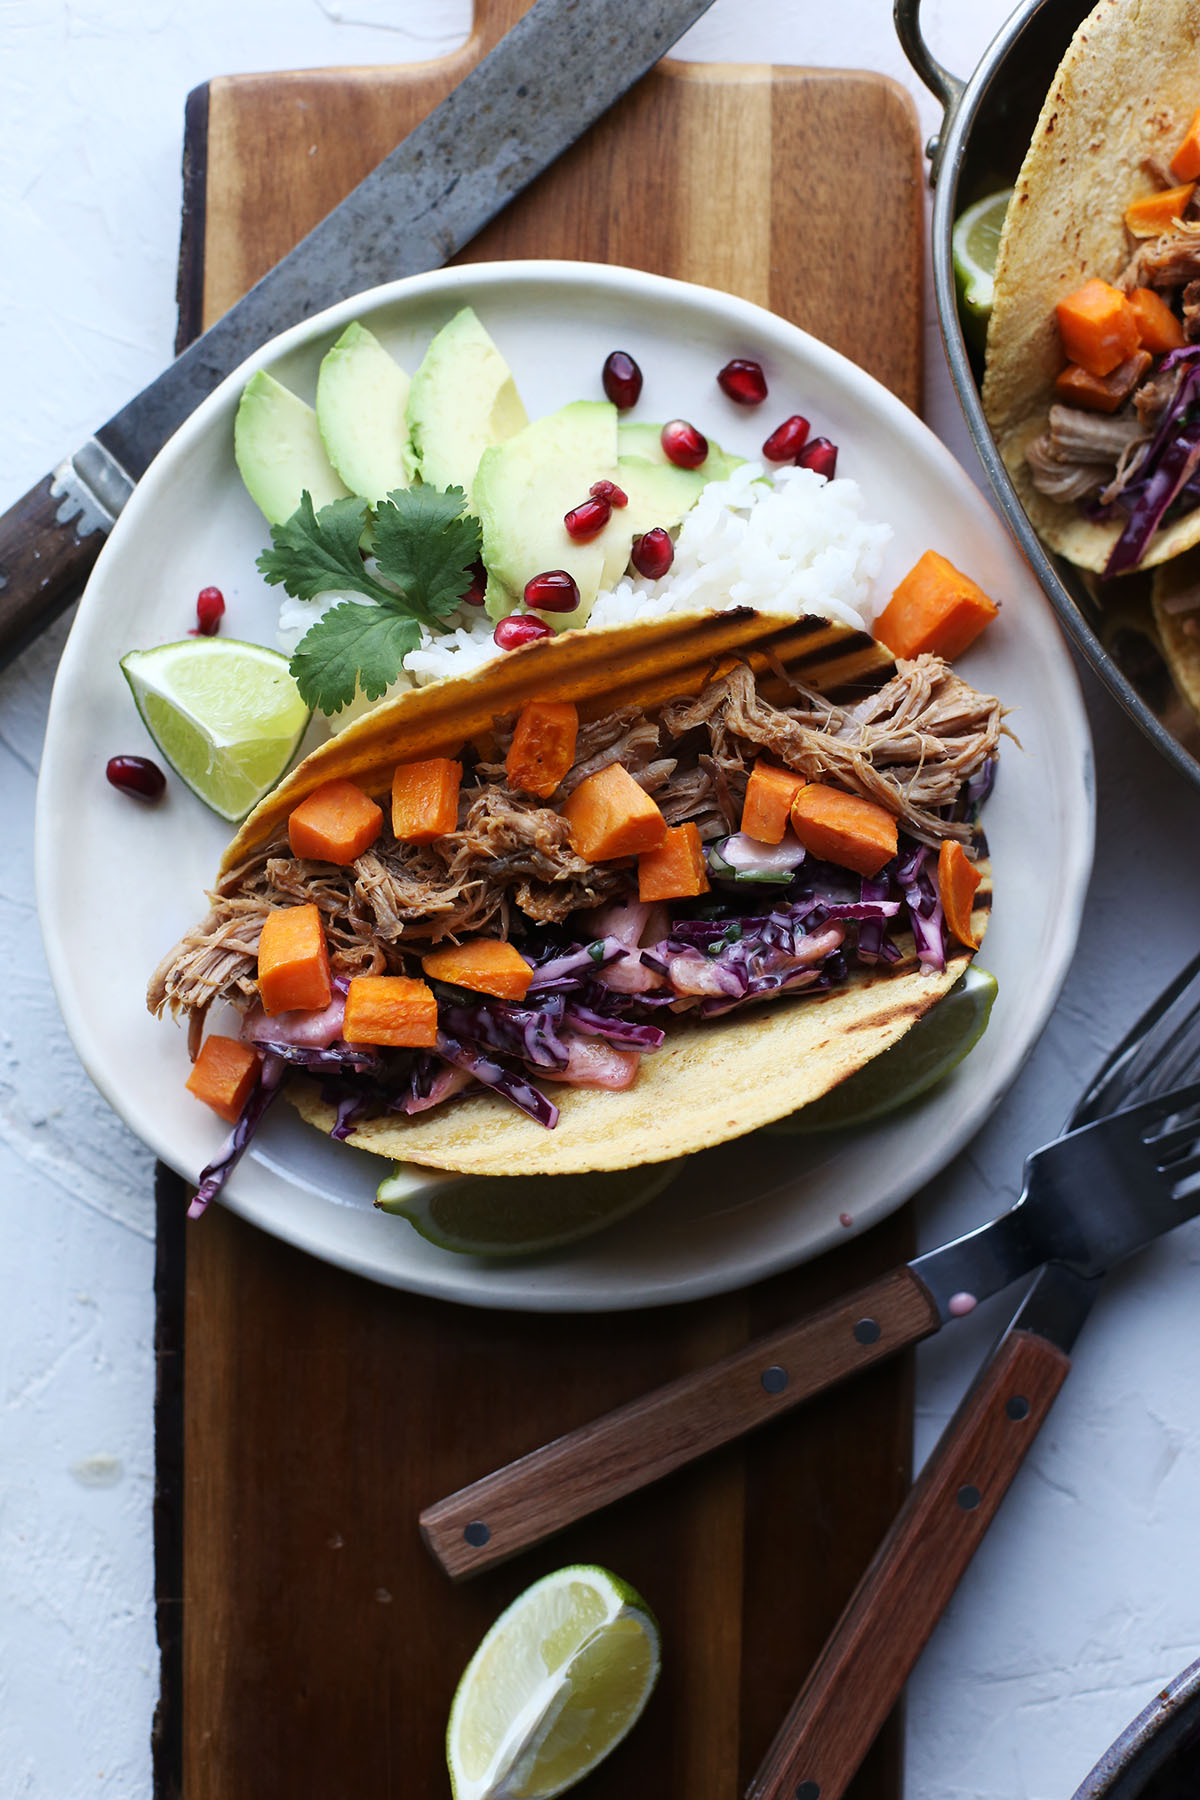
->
853;1317;881;1345
1006;1395;1030;1421
957;1484;981;1511
796;1782;821;1800
761;1365;789;1394
464;1520;490;1547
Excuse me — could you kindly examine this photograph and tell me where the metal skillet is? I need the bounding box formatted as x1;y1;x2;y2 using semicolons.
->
894;0;1200;790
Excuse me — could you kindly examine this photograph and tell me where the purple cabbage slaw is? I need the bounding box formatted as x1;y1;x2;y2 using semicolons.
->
188;775;993;1215
1105;345;1200;576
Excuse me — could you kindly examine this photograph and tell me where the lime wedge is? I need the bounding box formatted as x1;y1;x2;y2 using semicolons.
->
765;965;998;1136
376;1162;681;1257
447;1565;660;1800
121;638;311;821
952;188;1013;342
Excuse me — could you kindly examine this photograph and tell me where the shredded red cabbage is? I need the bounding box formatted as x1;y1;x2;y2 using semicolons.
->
1105;347;1200;576
190;1051;286;1218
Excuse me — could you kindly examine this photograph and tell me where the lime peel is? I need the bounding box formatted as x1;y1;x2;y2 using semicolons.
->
447;1565;660;1800
376;1162;681;1257
952;188;1013;334
121;637;311;822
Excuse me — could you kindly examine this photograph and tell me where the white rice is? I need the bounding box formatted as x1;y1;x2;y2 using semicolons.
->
276;462;891;727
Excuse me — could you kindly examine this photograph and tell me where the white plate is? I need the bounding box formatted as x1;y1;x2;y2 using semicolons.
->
35;260;1094;1312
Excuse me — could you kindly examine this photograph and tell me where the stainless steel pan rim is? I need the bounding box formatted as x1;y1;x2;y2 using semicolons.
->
895;0;1200;794
1071;1653;1200;1797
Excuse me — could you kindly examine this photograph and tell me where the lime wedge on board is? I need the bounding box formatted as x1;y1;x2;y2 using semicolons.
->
121;638;311;821
952;188;1013;343
376;1161;682;1257
765;965;998;1136
447;1564;660;1800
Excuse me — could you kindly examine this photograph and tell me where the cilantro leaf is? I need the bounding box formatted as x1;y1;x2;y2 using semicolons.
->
289;602;421;715
372;485;483;627
256;492;396;604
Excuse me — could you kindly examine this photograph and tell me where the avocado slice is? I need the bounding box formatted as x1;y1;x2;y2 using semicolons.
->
616;455;706;537
474;400;634;626
407;307;528;498
315;321;416;503
234;370;350;526
618;421;744;484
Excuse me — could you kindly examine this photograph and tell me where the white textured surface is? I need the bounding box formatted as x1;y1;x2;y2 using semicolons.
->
2;3;1199;1796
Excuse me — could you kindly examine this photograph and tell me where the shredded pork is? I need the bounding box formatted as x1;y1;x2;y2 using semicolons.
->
149;655;1002;1025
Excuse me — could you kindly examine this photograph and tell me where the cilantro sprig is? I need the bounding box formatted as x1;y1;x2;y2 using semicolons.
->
257;486;483;714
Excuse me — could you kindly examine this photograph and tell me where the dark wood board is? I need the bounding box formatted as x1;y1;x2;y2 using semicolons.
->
157;10;926;1796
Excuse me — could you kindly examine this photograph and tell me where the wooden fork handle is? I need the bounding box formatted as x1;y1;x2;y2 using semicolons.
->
746;1325;1071;1800
420;1265;940;1580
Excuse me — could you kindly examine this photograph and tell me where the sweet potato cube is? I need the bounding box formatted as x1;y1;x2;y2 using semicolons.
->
740;759;806;845
938;839;982;951
1055;279;1140;377
344;975;438;1047
186;1035;261;1124
875;550;999;662
257;903;332;1015
421;938;534;1001
505;700;579;799
637;822;710;903
1130;286;1187;354
1124;182;1195;237
392;757;462;844
789;784;898;878
1054;352;1152;413
1171;110;1200;181
288;778;383;865
561;762;667;861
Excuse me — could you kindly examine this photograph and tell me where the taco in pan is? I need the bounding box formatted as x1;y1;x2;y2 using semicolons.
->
983;0;1200;582
149;609;1000;1212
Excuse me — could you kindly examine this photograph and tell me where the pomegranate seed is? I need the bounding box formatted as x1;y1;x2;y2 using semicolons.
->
631;528;674;580
798;436;838;478
590;479;629;508
762;415;810;462
494;614;555;651
661;419;708;469
717;359;768;406
189;585;225;636
564;496;611;541
602;351;643;409
463;558;487;605
523;569;581;612
106;754;166;801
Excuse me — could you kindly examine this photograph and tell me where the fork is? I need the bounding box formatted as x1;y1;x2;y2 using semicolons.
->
420;960;1200;1581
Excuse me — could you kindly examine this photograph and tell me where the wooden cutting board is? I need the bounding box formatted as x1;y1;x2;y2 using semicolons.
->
155;11;925;1797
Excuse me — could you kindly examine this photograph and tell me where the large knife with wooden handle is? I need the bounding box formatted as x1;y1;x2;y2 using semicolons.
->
0;0;717;668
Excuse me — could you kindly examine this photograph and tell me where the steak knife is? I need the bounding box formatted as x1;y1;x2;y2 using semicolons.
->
0;0;717;669
421;953;1200;1579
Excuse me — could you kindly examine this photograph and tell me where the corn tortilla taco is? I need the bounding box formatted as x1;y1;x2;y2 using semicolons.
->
983;0;1200;580
149;611;999;1206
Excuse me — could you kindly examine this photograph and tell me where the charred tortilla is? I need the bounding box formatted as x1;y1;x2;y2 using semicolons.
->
151;611;999;1179
983;0;1200;574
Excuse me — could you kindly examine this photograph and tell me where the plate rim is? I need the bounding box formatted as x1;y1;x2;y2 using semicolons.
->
35;256;1096;1312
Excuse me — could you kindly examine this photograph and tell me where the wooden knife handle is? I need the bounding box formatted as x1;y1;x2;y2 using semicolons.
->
0;471;107;668
420;1265;940;1580
746;1326;1071;1800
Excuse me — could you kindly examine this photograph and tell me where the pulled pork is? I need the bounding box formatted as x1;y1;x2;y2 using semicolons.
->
149;654;1002;1026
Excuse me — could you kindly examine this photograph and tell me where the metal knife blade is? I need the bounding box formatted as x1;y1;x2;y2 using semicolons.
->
0;0;718;667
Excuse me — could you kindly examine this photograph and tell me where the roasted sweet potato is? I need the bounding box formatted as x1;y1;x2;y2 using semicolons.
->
505;700;579;799
344;975;439;1047
1055;278;1141;377
637;822;710;902
740;759;806;845
186;1035;261;1123
288;778;383;864
561;762;667;861
874;550;999;661
257;903;332;1015
938;839;982;950
421;938;534;1001
392;758;462;844
789;784;898;878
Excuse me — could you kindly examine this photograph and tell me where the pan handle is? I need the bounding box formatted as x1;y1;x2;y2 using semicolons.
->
893;0;965;185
